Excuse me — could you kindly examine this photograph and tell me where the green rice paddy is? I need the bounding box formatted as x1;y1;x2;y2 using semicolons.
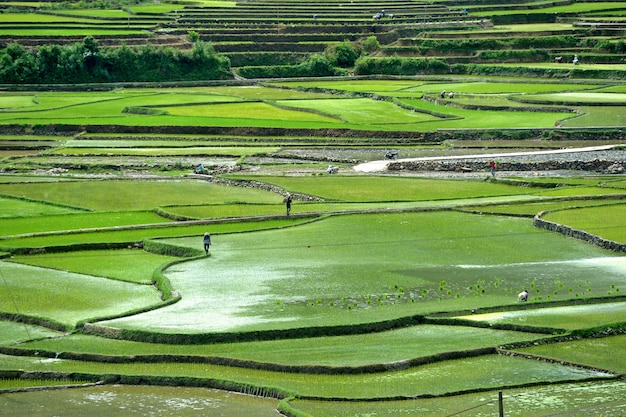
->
1;70;625;417
1;77;624;130
543;204;626;243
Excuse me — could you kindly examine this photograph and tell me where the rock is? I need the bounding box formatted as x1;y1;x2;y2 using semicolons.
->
604;163;624;174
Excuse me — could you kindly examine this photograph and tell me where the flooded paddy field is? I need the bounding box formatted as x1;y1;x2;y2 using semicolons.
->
0;385;278;417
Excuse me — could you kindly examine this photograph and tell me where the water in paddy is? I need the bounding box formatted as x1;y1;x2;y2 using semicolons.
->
0;385;278;417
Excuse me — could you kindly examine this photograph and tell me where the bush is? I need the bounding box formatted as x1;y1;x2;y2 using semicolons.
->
237;54;346;78
0;37;232;83
354;56;449;76
476;48;550;62
361;36;381;54
325;41;360;68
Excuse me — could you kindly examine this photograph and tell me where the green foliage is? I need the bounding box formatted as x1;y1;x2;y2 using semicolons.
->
0;377;92;388
122;106;169;116
0;179;281;211
360;36;380;54
227;175;528;202
0;37;232;83
325;40;360;68
416;36;579;54
476;48;550;62
543;204;626;243
143;239;203;258
187;31;200;43
42;0;143;10
238;53;346;78
11;248;178;284
0;261;157;328
354;56;449;76
450;63;569;78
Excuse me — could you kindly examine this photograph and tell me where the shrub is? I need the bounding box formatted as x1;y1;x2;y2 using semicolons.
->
237;54;345;78
187;31;199;43
360;36;381;54
354;56;449;76
325;41;360;68
0;37;232;83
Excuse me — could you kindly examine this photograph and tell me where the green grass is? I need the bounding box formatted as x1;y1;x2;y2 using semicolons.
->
0;353;609;399
122;86;334;100
0;378;90;388
11;249;178;284
0;175;77;183
521;92;626;104
0;262;158;327
226;175;532;202
456;302;626;330
543;204;626;243
0;211;170;236
515;334;626;374
129;3;190;13
397;98;565;129
0;13;101;23
0;217;311;250
0;384;279;416
156;196;546;219
487;2;626;15
534;186;626;197
161;202;396;218
0;29;145;36
293;380;626;417
17;325;545;367
1;3;626;415
563;106;626;127
274;98;438;124
0;321;62;345
55;146;278;156
45;9;141;18
274;80;603;95
464;198;626;216
161;101;341;122
1;82;623;130
0;179;281;211
101;211;625;334
0;197;83;218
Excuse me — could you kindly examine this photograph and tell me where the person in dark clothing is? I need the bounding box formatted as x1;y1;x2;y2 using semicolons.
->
203;232;211;255
285;194;292;215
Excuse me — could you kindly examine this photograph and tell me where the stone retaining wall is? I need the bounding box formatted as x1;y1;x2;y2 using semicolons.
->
388;159;621;173
209;176;322;201
533;212;626;254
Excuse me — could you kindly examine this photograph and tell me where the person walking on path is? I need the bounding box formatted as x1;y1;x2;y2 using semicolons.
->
203;232;211;255
489;160;497;177
285;194;292;215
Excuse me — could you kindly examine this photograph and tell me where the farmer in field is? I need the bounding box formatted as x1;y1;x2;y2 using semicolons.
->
518;289;529;302
203;232;211;255
285;194;292;215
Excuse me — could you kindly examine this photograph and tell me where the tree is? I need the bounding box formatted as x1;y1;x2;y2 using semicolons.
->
326;40;360;68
